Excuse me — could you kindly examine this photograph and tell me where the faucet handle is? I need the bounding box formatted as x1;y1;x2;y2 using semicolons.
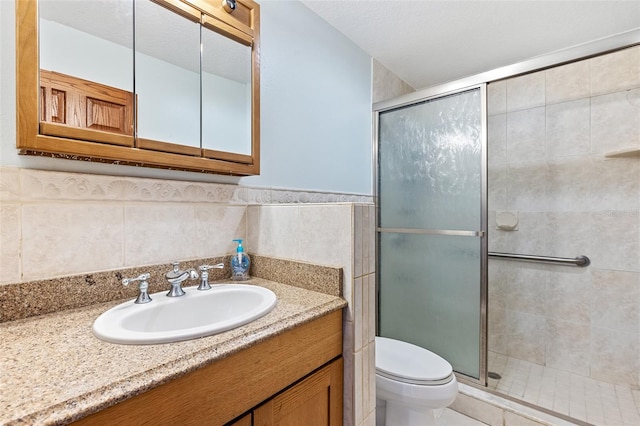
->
197;263;225;291
198;263;225;271
122;273;152;304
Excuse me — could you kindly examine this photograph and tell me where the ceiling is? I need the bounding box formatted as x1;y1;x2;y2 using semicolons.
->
301;0;640;90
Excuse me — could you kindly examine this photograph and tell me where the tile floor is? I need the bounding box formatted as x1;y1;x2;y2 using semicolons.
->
488;352;640;425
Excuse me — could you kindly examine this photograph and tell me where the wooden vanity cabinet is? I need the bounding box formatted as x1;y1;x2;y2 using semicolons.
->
72;310;343;426
252;358;343;426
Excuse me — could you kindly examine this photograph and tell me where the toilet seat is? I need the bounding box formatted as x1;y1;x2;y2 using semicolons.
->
376;336;454;386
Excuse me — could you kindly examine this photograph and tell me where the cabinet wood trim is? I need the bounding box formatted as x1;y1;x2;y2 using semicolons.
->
23;134;260;175
137;138;202;157
182;0;257;36
203;148;253;164
202;14;253;46
151;0;201;23
72;310;343;425
40;123;134;147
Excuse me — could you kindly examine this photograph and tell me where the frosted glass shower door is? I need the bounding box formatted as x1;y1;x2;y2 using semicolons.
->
377;87;485;380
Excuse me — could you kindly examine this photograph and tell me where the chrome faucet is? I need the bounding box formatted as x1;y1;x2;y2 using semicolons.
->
197;263;225;290
122;273;152;304
165;262;198;297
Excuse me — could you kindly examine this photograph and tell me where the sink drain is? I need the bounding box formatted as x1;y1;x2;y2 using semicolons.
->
488;372;502;380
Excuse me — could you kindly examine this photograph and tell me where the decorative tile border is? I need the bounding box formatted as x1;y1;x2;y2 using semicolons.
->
0;255;343;323
0;167;373;204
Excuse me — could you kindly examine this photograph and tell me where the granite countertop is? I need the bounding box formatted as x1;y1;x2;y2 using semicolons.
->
0;278;346;425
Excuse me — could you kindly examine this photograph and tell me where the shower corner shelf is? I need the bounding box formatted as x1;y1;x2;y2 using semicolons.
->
604;147;640;159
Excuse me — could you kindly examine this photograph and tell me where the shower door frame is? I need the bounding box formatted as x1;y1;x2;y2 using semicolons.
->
373;28;640;388
373;83;489;386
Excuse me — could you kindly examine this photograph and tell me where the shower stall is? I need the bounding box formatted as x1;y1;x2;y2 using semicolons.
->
375;34;640;425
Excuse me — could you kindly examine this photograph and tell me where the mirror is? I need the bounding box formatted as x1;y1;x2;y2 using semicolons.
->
202;23;252;156
17;0;260;175
135;0;201;154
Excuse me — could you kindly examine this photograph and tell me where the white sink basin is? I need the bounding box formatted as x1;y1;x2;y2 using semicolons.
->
93;284;277;345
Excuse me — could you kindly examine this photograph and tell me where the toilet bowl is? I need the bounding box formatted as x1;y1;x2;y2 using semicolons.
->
375;336;458;426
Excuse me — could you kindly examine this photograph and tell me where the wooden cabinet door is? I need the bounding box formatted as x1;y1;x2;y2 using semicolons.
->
253;358;343;426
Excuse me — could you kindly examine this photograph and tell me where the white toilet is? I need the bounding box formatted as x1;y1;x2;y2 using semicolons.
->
375;336;458;426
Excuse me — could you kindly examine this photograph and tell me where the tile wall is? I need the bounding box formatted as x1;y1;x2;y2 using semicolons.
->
487;45;640;387
372;59;414;104
0;166;376;426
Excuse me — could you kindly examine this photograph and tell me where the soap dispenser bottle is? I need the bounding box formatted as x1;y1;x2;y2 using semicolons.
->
231;239;250;281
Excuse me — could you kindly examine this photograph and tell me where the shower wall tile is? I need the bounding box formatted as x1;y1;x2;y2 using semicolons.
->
545;319;590;376
591;327;639;387
591;45;640;96
23;203;124;280
590;211;640;272
488;261;508;311
372;58;414;104
488;114;507;165
506;311;546;365
545;212;593;259
506;107;546;162
488;307;507;355
506;162;548;212
545;99;591;158
488;81;507;116
591;157;640;212
487;213;510;252
505;267;546;316
546;158;594;212
545;270;591;324
590;270;639;333
546;59;591;105
506;72;546;112
489;46;640;391
501;212;549;255
591;89;640;155
489;167;507;212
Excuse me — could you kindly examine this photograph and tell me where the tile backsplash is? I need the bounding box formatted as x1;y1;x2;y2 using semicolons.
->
0;167;371;283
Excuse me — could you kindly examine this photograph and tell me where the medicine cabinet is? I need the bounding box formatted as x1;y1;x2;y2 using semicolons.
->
16;0;260;176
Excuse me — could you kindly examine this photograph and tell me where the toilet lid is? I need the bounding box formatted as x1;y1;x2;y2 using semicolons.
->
375;336;454;386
